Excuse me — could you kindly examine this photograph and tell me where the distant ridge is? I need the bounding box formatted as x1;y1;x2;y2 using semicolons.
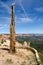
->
0;34;43;37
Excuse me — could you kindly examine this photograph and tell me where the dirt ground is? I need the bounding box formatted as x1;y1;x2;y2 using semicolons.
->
0;45;37;65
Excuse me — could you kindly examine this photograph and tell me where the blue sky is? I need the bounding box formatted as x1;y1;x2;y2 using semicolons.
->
0;0;43;34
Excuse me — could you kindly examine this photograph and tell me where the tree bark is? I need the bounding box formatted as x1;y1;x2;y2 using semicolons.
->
10;5;15;53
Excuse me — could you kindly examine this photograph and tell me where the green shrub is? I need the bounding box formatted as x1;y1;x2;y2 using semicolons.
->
6;58;13;64
1;39;4;44
1;39;6;44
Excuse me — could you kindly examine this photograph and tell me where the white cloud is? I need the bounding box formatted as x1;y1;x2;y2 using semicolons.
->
16;17;32;23
15;16;43;24
0;17;11;20
0;17;11;28
18;0;28;17
0;1;15;14
20;18;32;22
0;17;11;23
0;1;11;14
0;24;9;28
12;2;15;5
0;16;11;31
34;7;43;12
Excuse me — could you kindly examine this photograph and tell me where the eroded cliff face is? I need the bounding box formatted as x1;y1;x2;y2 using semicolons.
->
10;5;15;53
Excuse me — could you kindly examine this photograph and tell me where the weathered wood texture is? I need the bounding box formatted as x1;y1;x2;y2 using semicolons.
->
10;5;15;53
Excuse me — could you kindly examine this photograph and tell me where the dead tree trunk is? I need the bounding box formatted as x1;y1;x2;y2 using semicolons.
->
10;5;15;53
